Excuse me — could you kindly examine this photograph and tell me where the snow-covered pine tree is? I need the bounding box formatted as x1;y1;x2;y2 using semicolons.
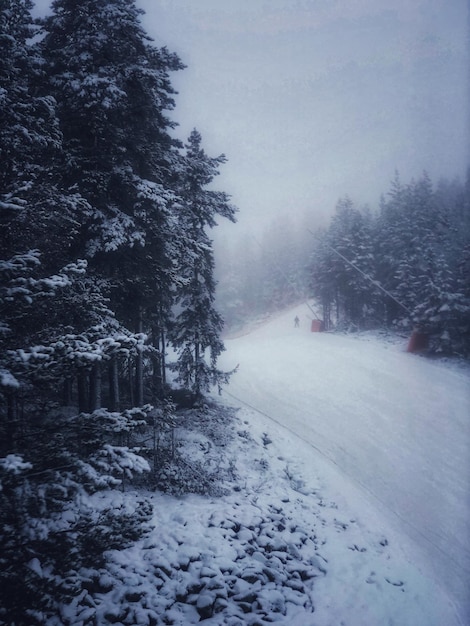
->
0;250;42;450
40;0;185;403
0;0;59;207
308;171;468;350
169;129;237;398
455;244;470;353
374;172;413;323
310;228;335;329
374;172;445;327
408;174;470;354
39;0;183;254
0;0;91;272
0;5;175;619
411;250;470;354
0;253;153;625
0;0;94;425
311;197;376;329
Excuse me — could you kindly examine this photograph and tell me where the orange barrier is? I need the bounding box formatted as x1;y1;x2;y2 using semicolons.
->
311;320;323;332
407;331;429;353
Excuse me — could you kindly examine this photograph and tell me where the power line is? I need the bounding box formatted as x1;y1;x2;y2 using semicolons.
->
307;229;412;315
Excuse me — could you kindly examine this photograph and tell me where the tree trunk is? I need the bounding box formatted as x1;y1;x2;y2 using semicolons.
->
4;391;17;453
322;301;331;331
89;361;102;411
78;370;89;413
194;340;200;396
161;330;166;387
128;361;134;408
63;378;73;406
151;325;164;399
135;354;143;406
108;357;120;412
135;308;144;406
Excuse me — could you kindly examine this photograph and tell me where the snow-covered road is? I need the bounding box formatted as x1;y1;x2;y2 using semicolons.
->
219;304;470;624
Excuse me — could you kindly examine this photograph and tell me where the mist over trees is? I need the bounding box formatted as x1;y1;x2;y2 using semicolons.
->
311;172;470;354
0;1;235;622
216;172;470;355
1;0;469;622
215;216;314;329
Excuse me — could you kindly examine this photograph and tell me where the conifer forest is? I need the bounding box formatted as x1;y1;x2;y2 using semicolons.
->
216;172;470;355
1;1;469;624
1;1;237;621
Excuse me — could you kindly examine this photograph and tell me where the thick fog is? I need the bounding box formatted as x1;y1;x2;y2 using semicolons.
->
138;0;469;232
33;0;469;233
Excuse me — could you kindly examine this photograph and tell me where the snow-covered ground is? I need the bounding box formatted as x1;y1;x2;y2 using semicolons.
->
217;303;470;625
68;305;469;625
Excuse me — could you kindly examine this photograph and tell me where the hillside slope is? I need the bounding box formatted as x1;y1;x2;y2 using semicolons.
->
218;303;470;624
55;306;468;625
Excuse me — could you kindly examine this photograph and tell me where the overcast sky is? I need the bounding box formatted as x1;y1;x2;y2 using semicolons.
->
33;0;469;233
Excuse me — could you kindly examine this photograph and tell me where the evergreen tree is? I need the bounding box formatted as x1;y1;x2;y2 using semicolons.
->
0;252;153;625
411;250;470;354
40;0;184;252
169;130;237;397
310;228;335;329
311;198;376;329
374;172;447;326
1;1;240;621
0;0;90;271
0;0;59;204
40;0;185;401
309;171;469;353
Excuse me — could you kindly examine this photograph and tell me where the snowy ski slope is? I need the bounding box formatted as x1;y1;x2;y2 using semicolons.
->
219;304;470;624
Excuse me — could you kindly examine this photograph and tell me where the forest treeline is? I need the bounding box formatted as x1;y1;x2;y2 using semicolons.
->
1;1;236;622
2;0;469;622
217;172;470;355
312;173;470;352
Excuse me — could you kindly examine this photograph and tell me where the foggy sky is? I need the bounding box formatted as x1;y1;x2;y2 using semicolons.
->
33;0;469;232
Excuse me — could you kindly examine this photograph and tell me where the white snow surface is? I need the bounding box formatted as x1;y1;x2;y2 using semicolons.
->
216;303;470;625
59;304;469;625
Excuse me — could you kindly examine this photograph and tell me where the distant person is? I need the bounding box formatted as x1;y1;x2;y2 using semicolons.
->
294;315;299;327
